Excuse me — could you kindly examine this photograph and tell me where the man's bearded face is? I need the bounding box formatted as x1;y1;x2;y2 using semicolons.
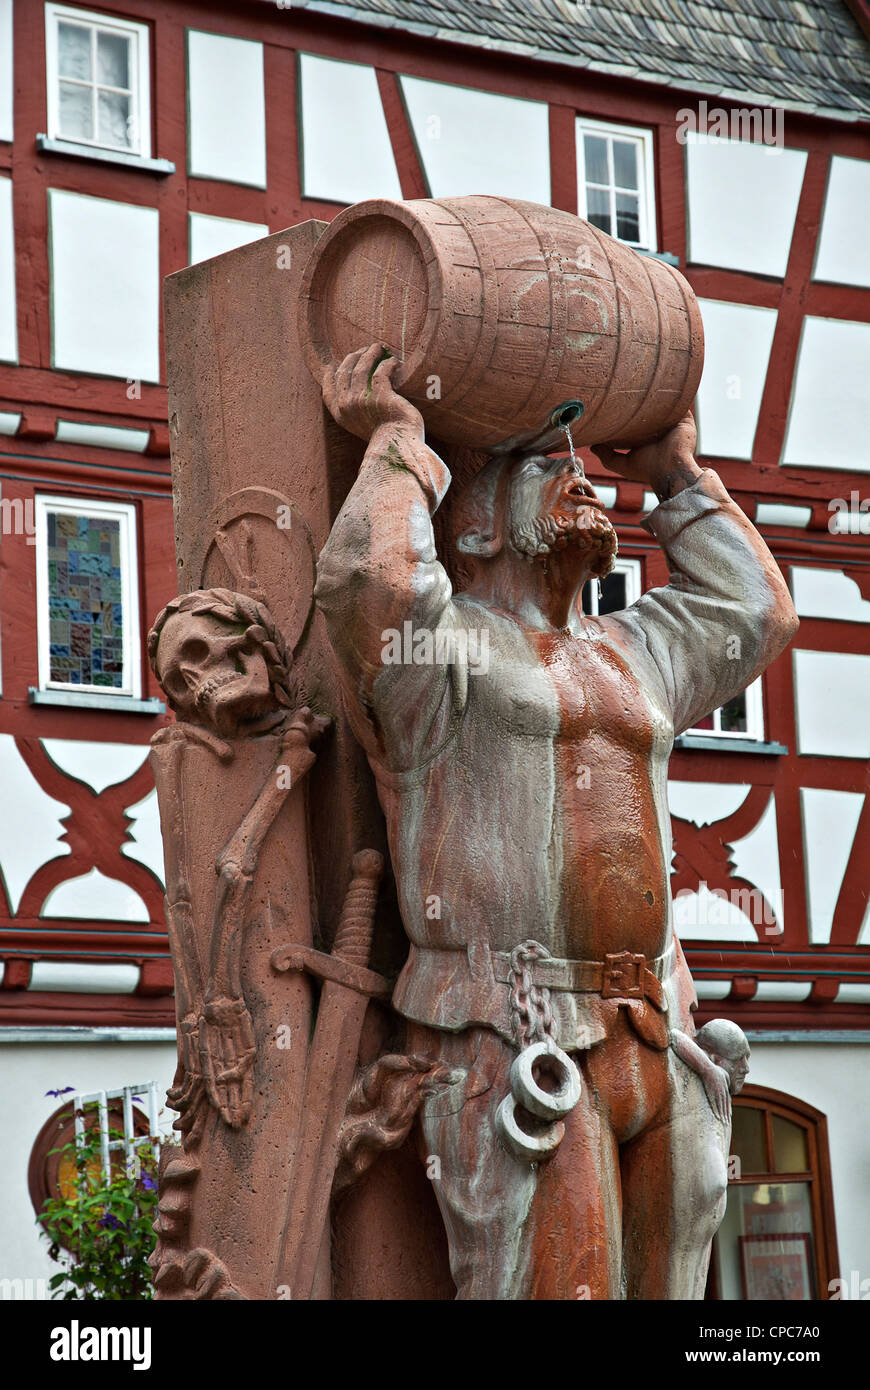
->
507;453;618;577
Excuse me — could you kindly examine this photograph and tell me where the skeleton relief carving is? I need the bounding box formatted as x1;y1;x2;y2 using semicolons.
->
148;588;295;739
147;588;329;1297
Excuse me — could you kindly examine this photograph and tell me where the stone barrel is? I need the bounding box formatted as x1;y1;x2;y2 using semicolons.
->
298;194;704;454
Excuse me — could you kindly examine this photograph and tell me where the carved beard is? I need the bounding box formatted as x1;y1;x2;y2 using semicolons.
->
509;504;618;578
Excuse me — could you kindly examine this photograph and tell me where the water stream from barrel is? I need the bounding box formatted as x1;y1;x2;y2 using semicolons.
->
563;424;584;479
563;426;603;605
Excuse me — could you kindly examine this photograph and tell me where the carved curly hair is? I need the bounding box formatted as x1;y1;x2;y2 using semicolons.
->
147;588;295;709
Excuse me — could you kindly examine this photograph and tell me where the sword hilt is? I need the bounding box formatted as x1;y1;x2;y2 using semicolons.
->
333;850;384;967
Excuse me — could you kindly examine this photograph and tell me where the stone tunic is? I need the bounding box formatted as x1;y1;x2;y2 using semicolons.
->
315;432;797;1051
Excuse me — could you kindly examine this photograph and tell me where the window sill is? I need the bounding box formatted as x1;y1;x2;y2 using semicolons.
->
674;734;788;755
28;687;165;715
637;249;680;267
36;134;175;176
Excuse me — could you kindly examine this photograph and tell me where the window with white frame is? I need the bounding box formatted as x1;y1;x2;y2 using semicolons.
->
35;496;141;696
582;556;642;616
576;118;656;251
688;678;765;741
45;3;151;158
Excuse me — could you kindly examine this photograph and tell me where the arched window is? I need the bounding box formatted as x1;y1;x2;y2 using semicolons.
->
29;1096;152;1245
707;1085;840;1300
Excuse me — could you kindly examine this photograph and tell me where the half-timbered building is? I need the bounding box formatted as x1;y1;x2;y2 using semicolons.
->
0;0;868;1300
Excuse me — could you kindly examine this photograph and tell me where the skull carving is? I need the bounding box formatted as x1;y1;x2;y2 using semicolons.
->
149;589;294;737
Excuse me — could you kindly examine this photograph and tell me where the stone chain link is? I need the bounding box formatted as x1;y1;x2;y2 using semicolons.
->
508;939;558;1049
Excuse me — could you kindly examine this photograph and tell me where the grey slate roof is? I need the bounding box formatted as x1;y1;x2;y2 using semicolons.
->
292;0;870;123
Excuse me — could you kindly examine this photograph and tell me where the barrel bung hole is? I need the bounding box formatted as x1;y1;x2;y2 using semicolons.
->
551;400;584;429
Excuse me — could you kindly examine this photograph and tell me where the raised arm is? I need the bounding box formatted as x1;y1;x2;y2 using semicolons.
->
594;415;799;736
314;346;462;769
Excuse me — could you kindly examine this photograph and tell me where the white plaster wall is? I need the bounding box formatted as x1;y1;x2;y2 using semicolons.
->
782;317;870;472
801;788;864;944
0;175;17;364
299;54;401;204
41;739;149;794
41;866;150;921
55;420;149;452
401;75;550;203
686;133;806;278
0;1039;177;1295
814;156;870;289
48;190;160;381
187;31;266;188
695;299;777;459
0;734;70;914
794;649;870;758
743;1041;870;1291
791;566;870;623
188;212;269;266
0;0;12;143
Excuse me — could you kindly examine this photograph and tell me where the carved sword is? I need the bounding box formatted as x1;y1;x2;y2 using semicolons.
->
270;849;388;1300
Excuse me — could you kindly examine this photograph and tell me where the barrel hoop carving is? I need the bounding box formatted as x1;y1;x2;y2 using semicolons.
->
297;194;705;453
510;199;570;427
613;244;665;443
431;197;501;415
664;258;701;417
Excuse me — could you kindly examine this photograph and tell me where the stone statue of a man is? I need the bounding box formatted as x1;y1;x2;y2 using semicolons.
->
315;343;798;1299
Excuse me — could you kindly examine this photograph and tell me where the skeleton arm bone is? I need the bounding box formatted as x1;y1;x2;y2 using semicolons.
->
152;734;204;1025
198;711;328;1127
209;711;328;999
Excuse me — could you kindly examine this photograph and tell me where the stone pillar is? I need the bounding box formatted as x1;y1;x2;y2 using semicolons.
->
151;221;452;1300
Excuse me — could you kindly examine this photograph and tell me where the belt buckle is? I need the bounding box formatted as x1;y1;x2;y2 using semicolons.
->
602;951;645;1000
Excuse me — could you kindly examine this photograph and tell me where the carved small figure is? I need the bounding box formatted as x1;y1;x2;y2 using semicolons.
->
670;1018;751;1124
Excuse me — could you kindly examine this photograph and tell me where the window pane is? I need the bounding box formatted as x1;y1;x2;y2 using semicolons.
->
586;186;610;234
583;134;608;185
613;139;638;190
58;82;93;141
98;89;131;147
58;21;92;81
730;1105;766;1174
47;512;124;688
772;1115;809;1174
598;572;627;615
97;31;130;89
719;691;748;732
715;1182;816;1300
615;192;640;242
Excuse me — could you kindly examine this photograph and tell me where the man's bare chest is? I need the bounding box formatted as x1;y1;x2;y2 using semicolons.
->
472;622;662;756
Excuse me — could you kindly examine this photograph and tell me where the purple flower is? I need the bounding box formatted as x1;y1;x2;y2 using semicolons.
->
99;1212;123;1230
45;1087;75;1098
139;1175;157;1192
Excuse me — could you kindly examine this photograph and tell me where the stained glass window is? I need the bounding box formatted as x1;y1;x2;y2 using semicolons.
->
37;496;140;697
47;512;123;687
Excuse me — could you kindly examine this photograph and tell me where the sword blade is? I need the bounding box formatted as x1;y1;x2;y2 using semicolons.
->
274;981;369;1298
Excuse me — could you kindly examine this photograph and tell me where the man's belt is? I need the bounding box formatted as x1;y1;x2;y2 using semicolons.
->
491;948;668;1012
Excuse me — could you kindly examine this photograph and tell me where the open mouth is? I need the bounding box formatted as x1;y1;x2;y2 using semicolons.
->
195;670;245;705
560;476;605;511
